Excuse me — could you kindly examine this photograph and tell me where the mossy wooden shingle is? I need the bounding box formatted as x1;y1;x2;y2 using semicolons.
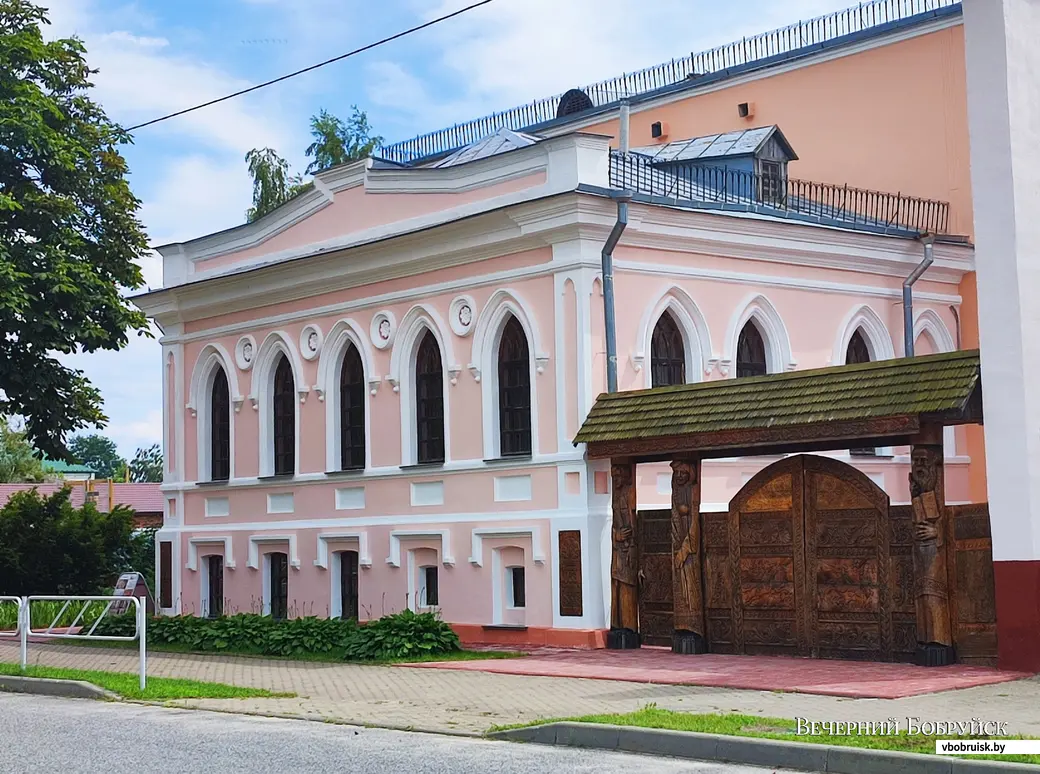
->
575;350;981;446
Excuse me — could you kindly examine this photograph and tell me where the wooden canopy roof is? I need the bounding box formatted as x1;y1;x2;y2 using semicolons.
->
575;350;983;461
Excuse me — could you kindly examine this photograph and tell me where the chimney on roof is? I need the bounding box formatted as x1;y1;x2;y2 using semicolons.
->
619;98;630;154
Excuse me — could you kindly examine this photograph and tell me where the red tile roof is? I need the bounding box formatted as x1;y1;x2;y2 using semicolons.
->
0;482;163;515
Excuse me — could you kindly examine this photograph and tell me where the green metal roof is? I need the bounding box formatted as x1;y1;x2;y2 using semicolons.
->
42;459;96;474
575;350;981;446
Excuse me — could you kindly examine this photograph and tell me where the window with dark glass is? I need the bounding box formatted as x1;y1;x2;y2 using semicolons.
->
272;355;295;476
759;160;783;205
846;329;876;456
498;316;531;456
339;550;359;620
210;367;231;481
736;321;768;378
269;552;288;620
510;566;526;608
339;345;366;470
421;566;439;606
206;555;223;619
650;311;686;387
415;331;445;465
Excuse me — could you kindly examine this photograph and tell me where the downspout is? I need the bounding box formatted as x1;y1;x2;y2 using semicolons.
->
903;235;935;357
602;192;631;393
601;98;632;394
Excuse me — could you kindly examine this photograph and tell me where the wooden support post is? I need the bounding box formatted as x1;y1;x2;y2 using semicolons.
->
910;424;955;666
608;458;640;649
671;457;707;654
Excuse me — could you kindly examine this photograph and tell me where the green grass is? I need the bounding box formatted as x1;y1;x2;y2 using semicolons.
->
0;662;291;701
492;707;1040;766
59;637;522;664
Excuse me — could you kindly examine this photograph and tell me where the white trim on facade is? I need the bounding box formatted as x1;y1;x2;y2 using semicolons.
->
633;284;715;386
247;534;301;570
912;308;957;355
468;526;547;567
314;531;372;570
250;331;307;477
316;318;379;472
469;289;548;458
721;293;796;376
185;536;235;571
386;529;456;567
832;303;897;365
389;305;458;466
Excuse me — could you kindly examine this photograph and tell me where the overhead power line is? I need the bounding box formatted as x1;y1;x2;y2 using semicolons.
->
126;0;496;132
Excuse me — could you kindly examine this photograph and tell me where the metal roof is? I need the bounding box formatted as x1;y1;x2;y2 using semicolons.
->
630;125;797;164
431;127;541;168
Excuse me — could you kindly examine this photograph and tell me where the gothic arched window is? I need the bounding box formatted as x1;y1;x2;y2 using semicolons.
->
497;316;531;456
415;331;445;465
846;329;871;365
339;345;366;470
736;321;768;378
650;312;686;387
272;355;295;475
210;367;230;481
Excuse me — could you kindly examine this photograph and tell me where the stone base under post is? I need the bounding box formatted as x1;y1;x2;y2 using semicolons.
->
606;627;641;650
672;630;707;655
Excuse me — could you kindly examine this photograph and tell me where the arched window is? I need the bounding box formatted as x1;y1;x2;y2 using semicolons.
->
210;367;231;481
415;331;444;465
498;316;531;457
272;355;295;475
846;329;875;456
650;311;686;387
846;329;871;365
339;345;365;470
736;321;767;378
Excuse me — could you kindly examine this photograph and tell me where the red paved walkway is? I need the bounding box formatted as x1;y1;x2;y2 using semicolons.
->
407;648;1030;698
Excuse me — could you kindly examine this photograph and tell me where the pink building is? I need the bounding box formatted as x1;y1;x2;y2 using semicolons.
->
136;1;983;648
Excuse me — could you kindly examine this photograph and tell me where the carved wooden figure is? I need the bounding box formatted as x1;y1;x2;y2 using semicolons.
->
671;457;707;653
609;459;640;648
909;441;955;666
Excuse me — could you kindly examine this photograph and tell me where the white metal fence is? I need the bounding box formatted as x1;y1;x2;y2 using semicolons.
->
2;596;147;690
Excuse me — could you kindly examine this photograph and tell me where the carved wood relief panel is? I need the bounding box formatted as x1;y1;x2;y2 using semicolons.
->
638;509;674;646
558;530;583;618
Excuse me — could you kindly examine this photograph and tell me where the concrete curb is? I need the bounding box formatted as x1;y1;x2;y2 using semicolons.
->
0;675;116;701
489;722;1037;773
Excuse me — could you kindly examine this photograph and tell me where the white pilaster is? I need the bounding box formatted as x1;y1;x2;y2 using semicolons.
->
963;0;1040;563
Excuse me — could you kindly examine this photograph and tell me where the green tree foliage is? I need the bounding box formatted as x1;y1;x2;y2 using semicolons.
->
0;487;136;595
244;147;306;222
68;433;126;479
0;1;150;460
304;106;384;175
245;107;381;221
128;443;162;483
0;422;45;483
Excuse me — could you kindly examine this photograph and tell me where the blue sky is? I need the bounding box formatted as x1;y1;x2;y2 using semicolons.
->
42;0;856;458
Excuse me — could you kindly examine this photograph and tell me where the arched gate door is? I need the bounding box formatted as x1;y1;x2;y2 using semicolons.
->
726;454;893;661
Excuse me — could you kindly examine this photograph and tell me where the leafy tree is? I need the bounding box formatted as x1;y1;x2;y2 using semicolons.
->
244;147;306;222
0;487;136;595
68;433;126;479
128;443;162;482
304;106;383;174
0;422;45;483
0;1;150;460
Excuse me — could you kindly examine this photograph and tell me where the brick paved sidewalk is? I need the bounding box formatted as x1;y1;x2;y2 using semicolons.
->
2;641;1037;736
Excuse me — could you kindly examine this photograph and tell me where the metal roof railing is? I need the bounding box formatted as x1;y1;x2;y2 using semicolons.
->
610;152;950;235
379;0;961;165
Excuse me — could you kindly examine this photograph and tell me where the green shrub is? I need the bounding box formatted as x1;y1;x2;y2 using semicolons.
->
345;609;460;661
265;615;356;657
0;488;137;595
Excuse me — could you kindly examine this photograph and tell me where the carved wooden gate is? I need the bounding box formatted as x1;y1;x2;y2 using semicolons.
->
637;509;674;646
726;455;893;661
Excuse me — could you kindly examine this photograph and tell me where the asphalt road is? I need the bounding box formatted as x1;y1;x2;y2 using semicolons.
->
0;693;796;774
